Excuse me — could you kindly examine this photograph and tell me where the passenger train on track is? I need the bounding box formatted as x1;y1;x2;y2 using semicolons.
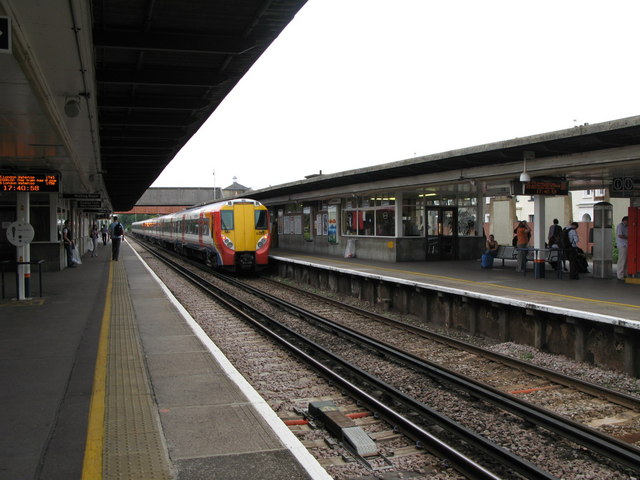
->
131;198;271;272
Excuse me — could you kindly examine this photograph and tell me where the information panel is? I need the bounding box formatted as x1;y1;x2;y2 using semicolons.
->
523;177;568;196
0;173;60;192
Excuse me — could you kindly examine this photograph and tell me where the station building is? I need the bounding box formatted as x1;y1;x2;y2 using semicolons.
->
246;118;640;267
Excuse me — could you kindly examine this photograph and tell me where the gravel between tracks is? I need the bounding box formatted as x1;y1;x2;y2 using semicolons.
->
133;242;640;479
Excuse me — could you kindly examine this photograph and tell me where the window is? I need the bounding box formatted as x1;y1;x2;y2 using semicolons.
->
343;194;396;237
457;199;477;236
255;210;268;230
402;195;424;236
200;218;211;236
221;211;234;230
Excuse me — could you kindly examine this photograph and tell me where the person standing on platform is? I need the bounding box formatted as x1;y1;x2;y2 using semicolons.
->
514;220;531;271
565;222;580;279
101;224;108;245
90;224;99;257
548;218;567;271
616;216;629;280
548;218;562;246
109;216;125;261
62;220;75;268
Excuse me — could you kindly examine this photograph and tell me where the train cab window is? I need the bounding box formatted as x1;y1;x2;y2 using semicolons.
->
221;210;234;230
255;210;268;230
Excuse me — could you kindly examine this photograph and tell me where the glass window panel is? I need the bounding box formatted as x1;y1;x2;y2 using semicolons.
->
458;206;476;236
402;205;423;236
221;211;234;230
375;208;395;236
255;210;268;229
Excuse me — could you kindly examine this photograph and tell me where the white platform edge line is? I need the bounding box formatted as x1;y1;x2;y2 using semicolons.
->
271;255;640;330
130;247;333;480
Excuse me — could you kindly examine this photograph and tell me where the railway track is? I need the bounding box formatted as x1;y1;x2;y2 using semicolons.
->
134;239;640;479
254;277;640;413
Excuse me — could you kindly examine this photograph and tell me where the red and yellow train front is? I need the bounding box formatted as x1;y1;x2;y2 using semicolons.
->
212;201;270;270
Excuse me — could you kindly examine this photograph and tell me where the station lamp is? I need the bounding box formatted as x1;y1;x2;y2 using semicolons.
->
64;96;81;118
520;151;534;183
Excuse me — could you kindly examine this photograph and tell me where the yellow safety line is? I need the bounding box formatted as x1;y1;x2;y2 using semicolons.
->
81;261;113;479
286;254;640;310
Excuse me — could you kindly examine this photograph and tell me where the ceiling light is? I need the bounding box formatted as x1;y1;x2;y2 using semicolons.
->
520;151;534;183
64;96;81;118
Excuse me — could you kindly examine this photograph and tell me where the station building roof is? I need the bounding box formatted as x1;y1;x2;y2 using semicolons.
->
247;115;640;204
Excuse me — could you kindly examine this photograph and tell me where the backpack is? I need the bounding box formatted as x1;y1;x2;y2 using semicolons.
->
114;223;124;236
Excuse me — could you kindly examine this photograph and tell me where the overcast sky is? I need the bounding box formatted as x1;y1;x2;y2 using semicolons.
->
151;0;640;192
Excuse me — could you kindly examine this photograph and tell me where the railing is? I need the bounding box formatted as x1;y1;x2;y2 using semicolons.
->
1;259;46;299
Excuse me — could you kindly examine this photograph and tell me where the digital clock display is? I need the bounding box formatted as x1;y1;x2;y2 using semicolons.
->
0;173;60;192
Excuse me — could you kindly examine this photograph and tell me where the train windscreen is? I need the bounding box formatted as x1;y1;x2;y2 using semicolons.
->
221;210;234;230
255;210;268;230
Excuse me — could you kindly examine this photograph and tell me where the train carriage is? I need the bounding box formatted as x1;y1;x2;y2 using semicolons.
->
132;198;270;272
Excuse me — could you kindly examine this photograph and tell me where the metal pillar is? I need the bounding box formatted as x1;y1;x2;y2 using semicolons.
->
16;193;31;300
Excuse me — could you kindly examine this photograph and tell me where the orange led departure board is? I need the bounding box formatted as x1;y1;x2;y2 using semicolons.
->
0;173;60;192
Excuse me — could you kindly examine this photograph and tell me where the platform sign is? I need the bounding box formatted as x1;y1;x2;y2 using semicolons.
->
523;177;568;196
77;200;102;209
610;177;639;198
6;221;35;247
63;193;101;199
0;172;60;192
0;17;11;54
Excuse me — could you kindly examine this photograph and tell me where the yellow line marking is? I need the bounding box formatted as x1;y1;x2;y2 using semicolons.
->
81;261;113;479
283;254;640;310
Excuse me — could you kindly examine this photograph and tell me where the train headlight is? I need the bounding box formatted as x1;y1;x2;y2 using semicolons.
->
221;235;235;250
256;235;268;250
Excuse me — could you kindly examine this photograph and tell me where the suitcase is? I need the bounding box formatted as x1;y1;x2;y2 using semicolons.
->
481;252;494;269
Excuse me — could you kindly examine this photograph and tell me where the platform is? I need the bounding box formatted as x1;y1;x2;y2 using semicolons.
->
0;242;329;480
270;249;640;324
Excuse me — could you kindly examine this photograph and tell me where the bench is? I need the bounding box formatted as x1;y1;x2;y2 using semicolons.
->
494;245;517;266
491;246;564;277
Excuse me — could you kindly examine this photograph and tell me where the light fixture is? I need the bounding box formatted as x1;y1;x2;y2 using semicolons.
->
64;96;81;118
520;151;534;183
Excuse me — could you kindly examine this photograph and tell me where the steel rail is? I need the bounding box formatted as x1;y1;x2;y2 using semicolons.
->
263;278;640;411
141;244;555;480
221;273;640;474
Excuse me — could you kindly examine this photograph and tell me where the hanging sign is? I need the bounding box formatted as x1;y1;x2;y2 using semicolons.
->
77;200;102;209
523;177;569;195
0;172;60;192
63;193;101;199
610;177;639;198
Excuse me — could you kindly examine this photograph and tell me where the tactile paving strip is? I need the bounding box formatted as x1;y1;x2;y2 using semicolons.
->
104;261;172;479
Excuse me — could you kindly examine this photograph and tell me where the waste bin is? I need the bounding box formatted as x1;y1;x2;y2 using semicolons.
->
534;258;545;279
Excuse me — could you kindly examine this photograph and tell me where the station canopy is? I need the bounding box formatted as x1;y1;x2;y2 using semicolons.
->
0;0;308;211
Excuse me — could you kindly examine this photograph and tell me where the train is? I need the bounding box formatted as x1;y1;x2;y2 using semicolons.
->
131;198;271;272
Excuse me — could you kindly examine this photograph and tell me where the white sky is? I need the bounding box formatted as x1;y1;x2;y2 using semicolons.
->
152;0;640;192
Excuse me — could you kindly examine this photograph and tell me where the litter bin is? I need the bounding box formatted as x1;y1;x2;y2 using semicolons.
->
534;258;545;279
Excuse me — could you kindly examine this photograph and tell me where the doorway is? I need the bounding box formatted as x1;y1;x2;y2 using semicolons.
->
426;207;458;260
